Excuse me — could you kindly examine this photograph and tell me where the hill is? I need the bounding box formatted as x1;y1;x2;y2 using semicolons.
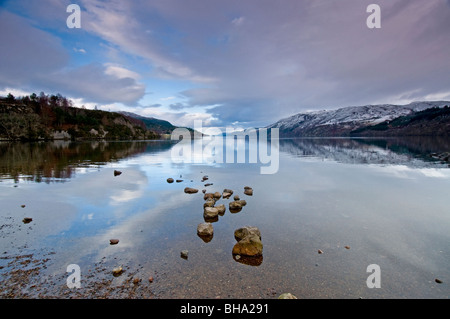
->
350;106;450;136
0;93;160;141
118;111;176;134
267;101;450;137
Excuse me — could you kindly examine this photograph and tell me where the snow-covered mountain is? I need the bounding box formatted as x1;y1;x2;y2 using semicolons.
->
267;101;450;137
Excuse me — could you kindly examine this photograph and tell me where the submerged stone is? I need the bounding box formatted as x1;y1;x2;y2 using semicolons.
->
184;187;199;194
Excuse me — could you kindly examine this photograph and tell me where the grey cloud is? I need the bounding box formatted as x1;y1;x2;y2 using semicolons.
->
0;10;145;105
2;0;450;126
44;64;146;105
169;103;188;111
0;11;69;88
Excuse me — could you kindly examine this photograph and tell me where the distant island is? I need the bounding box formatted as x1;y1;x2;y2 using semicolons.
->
0;92;182;141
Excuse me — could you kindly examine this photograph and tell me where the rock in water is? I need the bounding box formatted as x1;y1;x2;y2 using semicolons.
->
222;189;233;199
234;226;261;241
203;193;214;200
232;226;263;257
278;293;297;299
229;201;243;210
222;192;232;199
244;186;253;196
197;223;214;236
114;170;122;176
109;239;119;245
167;178;174;183
203;199;216;208
184;187;199;194
22;217;33;224
213;191;222;199
232;234;263;256
237;199;247;206
223;188;234;195
204;207;219;219
181;250;189;259
112;266;123;276
216;204;226;215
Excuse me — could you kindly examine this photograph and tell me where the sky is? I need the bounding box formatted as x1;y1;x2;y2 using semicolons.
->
1;0;450;129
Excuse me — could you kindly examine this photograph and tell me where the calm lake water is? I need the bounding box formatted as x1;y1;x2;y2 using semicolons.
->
0;137;449;299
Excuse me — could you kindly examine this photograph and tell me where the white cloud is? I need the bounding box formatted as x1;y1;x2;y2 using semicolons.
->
160;96;176;101
104;63;141;80
73;48;87;54
231;16;245;26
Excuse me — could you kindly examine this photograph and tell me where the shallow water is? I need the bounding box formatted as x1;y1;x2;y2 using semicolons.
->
0;137;449;299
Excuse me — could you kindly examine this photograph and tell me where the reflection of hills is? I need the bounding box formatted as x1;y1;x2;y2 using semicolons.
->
0;141;174;183
279;137;450;167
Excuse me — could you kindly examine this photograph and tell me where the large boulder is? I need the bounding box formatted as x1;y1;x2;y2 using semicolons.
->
197;222;214;237
204;207;219;219
232;234;263;256
232;226;263;257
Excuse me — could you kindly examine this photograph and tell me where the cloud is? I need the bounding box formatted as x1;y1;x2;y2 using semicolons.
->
0;10;146;105
231;16;245;26
46;63;146;105
160;96;176;101
0;10;69;88
73;48;87;54
146;103;162;108
104;63;141;80
2;0;450;127
169;103;188;111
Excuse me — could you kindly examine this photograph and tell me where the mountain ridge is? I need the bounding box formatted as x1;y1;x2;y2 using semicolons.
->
267;101;450;137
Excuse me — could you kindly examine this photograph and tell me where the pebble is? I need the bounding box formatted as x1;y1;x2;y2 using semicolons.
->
345;246;350;249
278;293;297;299
181;250;189;259
318;249;323;254
114;170;122;176
149;276;154;283
112;266;123;276
22;217;33;224
109;239;119;245
435;278;443;284
184;187;199;194
167;178;174;183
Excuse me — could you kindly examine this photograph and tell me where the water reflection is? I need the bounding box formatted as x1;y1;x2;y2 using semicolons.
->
0;140;174;182
279;137;450;167
0;136;449;298
232;254;263;266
